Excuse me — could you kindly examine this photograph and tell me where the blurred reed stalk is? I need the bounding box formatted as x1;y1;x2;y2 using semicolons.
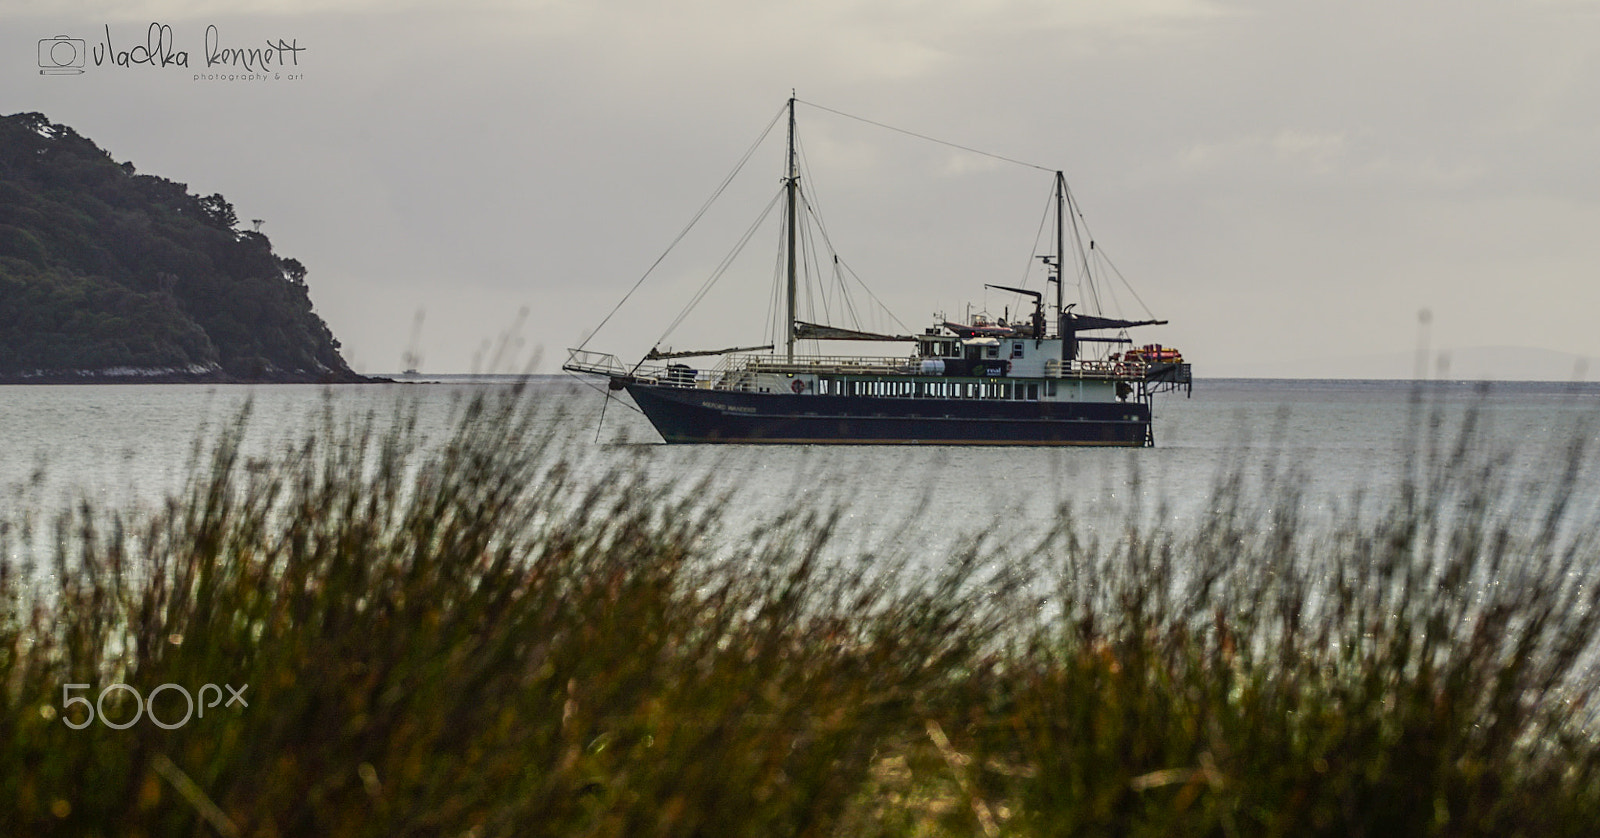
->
2;383;1599;836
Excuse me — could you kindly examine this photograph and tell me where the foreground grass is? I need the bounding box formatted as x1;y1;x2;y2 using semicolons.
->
4;386;1600;836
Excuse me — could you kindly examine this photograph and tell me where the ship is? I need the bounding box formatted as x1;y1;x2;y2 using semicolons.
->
564;98;1191;446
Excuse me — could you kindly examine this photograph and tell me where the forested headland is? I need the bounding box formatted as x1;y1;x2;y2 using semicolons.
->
0;111;364;383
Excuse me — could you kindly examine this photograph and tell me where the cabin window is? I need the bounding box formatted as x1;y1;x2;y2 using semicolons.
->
985;345;999;359
1027;383;1039;400
1011;343;1024;359
1045;381;1057;398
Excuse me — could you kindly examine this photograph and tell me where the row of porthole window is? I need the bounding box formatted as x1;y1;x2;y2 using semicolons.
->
815;379;1052;401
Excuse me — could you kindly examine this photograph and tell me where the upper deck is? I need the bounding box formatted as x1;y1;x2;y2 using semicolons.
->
563;349;1177;390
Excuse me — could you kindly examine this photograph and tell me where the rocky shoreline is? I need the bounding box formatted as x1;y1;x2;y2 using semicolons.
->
0;366;378;385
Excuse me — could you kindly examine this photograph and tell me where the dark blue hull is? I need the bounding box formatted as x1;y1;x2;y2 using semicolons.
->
624;383;1152;446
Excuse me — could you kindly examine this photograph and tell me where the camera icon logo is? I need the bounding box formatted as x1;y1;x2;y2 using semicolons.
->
39;36;86;75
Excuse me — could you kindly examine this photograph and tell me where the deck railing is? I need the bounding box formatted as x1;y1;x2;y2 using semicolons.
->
564;349;721;388
1047;359;1149;379
567;347;1154;388
725;354;919;376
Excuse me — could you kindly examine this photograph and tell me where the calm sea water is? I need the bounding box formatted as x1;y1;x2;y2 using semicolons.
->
3;377;1598;562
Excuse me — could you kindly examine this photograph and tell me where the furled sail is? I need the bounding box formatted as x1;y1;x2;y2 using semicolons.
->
645;344;774;360
793;321;917;342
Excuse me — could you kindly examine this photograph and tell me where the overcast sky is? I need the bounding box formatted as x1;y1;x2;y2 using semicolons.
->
7;1;1599;378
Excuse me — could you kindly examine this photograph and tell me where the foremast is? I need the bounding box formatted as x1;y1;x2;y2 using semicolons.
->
785;96;799;364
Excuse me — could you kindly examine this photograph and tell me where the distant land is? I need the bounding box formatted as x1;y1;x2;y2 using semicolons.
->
0;112;366;384
1210;345;1593;382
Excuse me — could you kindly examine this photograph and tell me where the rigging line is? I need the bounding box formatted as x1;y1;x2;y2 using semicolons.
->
832;252;844;324
792;137;833;325
796;98;1055;173
1095;251;1125;319
1093;245;1157;319
841;259;913;334
795;185;907;335
577;103;787;352
793;131;840;261
840;261;863;330
561;370;645;415
1021;184;1054;290
1060;196;1120;322
766;183;796;348
655;188;786;345
794;130;848;328
801;198;818;325
765;236;783;347
1063;184;1103;315
594;386;611;443
798;191;846;327
799;197;847;328
805;203;830;329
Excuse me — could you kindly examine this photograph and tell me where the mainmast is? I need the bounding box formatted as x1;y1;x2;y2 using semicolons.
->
785;96;799;363
1055;170;1068;360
